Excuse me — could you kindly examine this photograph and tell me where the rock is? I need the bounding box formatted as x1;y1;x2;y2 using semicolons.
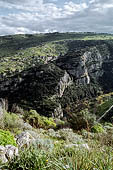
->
56;71;72;97
0;145;18;164
0;99;5;120
16;131;35;148
0;146;7;163
53;103;63;118
5;145;18;160
23;122;33;130
56;47;107;86
0;99;8;128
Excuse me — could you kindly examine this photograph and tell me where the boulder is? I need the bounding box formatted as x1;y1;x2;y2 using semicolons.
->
0;145;18;164
5;145;18;160
16;131;35;148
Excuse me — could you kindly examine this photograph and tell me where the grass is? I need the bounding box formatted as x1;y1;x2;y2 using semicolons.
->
3;141;113;170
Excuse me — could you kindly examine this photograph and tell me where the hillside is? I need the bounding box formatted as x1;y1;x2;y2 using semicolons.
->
0;32;113;169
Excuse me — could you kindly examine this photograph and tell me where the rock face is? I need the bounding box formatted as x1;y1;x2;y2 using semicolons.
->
56;45;109;86
56;71;72;98
0;99;5;118
0;99;6;127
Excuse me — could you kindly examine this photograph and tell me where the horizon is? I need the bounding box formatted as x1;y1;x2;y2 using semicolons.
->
0;0;113;35
0;31;113;37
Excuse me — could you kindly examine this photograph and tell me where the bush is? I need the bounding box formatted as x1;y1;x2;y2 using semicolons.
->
0;129;17;146
3;112;24;133
91;123;105;133
24;110;56;129
69;109;96;130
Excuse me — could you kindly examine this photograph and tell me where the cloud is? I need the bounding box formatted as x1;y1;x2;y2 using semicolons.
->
0;0;113;35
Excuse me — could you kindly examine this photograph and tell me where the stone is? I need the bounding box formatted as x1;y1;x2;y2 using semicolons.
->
16;131;35;148
0;146;7;163
5;145;18;160
0;145;18;164
23;122;33;130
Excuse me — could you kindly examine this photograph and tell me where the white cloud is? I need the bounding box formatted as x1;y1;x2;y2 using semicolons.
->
64;1;88;14
0;0;113;35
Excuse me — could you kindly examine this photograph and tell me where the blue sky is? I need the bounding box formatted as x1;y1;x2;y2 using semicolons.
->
0;0;113;35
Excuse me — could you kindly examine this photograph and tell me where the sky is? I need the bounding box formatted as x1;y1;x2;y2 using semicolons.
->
0;0;113;35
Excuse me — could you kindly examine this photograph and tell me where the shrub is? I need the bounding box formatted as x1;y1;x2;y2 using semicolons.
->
54;119;69;129
91;123;105;133
24;110;56;129
0;129;17;146
3;112;24;133
69;109;96;130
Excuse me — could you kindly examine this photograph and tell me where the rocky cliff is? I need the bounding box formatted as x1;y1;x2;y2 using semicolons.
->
0;34;113;119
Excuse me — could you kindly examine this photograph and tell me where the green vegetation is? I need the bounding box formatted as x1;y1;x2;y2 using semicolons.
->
0;129;16;146
3;143;113;170
3;112;24;134
68;108;96;130
24;110;56;129
96;98;113;116
91;123;105;133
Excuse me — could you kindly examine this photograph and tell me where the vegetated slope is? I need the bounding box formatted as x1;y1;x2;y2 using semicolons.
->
0;32;113;121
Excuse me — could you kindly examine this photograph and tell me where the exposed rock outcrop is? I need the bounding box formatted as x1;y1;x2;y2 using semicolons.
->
0;99;5;118
56;46;110;86
56;71;72;98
